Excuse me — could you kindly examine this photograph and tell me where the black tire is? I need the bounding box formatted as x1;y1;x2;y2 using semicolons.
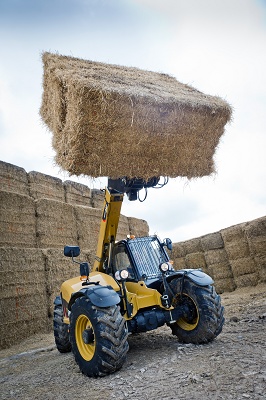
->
69;297;129;377
53;296;71;353
169;279;224;344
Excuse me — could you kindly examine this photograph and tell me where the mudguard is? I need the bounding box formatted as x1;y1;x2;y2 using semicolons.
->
68;285;120;310
167;269;214;286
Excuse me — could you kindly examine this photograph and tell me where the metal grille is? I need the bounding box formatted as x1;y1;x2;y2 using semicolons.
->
128;236;168;279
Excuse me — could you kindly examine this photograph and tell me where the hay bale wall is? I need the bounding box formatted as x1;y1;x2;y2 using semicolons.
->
0;160;148;349
171;216;266;293
0;160;265;348
40;52;232;179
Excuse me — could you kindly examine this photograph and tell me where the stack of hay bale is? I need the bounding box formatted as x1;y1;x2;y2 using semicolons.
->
0;160;148;349
40;52;232;180
170;217;266;293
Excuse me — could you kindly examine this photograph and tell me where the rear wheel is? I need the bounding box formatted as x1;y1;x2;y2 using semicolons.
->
53;296;71;353
169;279;224;344
70;297;129;377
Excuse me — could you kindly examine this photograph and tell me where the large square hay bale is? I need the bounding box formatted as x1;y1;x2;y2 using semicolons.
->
244;216;266;282
74;205;102;252
182;238;203;255
36;198;78;248
40;52;232;179
171;242;186;258
0;160;29;196
185;252;207;272
204;249;229;265
128;217;149;237
201;232;224;251
28;170;65;201
0;191;36;248
64;180;91;206
230;257;259;278
0;247;48;349
91;188;105;209
221;223;246;244
116;214;130;241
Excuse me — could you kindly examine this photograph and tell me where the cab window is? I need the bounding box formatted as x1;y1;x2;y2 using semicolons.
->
112;244;136;280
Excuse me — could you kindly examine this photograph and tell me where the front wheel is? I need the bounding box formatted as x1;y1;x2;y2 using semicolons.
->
69;297;129;377
169;279;224;344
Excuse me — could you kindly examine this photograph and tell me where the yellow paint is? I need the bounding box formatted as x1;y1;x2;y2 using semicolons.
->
123;281;170;320
75;314;95;361
92;188;124;273
61;271;120;304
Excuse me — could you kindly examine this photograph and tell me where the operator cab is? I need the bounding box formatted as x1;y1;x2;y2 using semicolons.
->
111;235;173;290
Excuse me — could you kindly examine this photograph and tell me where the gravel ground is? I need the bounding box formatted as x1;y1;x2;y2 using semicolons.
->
1;284;265;400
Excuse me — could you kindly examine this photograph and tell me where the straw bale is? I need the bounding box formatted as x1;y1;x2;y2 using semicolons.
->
234;273;259;288
185;252;207;271
243;217;266;282
91;188;105;209
0;160;29;196
205;249;229;265
221;223;246;244
171;242;186;258
36;198;78;248
28;170;65;201
74;205;102;252
128;217;149;237
0;247;48;349
40;52;232;179
64;180;91;206
244;216;266;238
43;248;92;317
214;278;235;294
201;232;224;251
230;257;258;278
172;257;186;270
225;240;250;260
0;191;36;248
247;236;266;256
182;238;203;255
208;262;233;280
244;236;266;282
116;214;130;241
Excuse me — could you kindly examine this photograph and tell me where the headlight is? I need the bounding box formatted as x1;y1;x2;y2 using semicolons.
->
159;262;170;273
115;269;129;281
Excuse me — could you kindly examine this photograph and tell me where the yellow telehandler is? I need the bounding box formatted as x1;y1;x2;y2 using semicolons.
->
53;177;224;377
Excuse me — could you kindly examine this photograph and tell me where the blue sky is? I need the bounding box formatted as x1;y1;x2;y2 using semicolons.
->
0;0;265;242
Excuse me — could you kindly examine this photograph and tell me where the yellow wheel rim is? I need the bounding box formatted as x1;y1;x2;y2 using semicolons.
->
75;314;95;361
174;294;199;331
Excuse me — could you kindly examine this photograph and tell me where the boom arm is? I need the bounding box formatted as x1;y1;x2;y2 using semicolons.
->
93;187;124;272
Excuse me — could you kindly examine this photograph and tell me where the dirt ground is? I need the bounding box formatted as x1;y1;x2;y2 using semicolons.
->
1;284;265;400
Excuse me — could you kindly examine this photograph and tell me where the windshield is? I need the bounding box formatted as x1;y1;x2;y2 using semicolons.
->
127;236;169;279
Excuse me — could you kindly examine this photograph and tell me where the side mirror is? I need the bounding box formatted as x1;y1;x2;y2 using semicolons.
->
163;238;173;251
64;245;80;258
80;262;89;277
